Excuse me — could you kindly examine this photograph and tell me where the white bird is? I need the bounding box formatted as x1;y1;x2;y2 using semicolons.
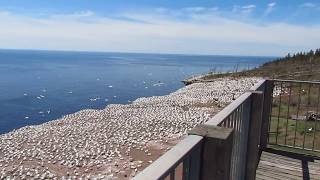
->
153;82;164;87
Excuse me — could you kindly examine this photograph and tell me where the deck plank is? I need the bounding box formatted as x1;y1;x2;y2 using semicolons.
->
256;151;320;180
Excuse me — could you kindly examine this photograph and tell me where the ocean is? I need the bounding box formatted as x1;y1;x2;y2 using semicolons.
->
0;49;273;134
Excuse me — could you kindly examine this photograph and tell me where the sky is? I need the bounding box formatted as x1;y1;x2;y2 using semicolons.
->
0;0;319;56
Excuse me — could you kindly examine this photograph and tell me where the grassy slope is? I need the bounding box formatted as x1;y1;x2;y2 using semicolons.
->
202;49;320;156
201;49;320;81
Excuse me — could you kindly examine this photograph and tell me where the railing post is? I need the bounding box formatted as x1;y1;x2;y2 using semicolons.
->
189;124;234;180
245;92;264;180
260;80;274;151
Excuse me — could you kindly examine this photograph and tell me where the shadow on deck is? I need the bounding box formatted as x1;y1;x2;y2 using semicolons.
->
257;149;320;180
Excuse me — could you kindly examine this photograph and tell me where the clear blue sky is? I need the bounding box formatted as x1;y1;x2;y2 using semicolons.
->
0;0;319;56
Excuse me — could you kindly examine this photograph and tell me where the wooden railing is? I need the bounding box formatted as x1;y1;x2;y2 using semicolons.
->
133;79;274;180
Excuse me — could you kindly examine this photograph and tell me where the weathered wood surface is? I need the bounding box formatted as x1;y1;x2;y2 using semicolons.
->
256;151;320;180
246;92;264;180
189;124;234;180
260;80;273;151
132;135;203;180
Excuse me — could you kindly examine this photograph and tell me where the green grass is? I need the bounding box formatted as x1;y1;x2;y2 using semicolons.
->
268;116;320;156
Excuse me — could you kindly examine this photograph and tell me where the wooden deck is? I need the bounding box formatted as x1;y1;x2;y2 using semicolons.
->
256;150;320;180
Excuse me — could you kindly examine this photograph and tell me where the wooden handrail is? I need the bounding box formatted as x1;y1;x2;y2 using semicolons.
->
134;79;270;180
132;135;203;180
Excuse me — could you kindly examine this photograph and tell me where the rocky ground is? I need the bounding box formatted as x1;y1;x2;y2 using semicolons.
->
0;77;260;179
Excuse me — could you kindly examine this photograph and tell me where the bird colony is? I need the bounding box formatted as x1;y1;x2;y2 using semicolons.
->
0;77;260;179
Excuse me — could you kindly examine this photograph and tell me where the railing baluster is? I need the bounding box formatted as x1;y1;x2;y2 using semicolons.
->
275;82;283;144
233;108;240;179
226;116;230;128
293;83;302;147
284;83;292;145
235;105;242;179
228;111;236;180
190;143;202;180
312;86;320;150
302;84;312;149
228;115;232;128
170;171;175;180
232;110;236;129
267;97;273;144
182;156;190;180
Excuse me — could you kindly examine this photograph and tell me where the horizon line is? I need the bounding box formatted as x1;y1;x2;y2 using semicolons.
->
0;48;280;58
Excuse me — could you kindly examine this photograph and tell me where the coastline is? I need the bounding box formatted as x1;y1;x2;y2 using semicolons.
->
0;77;261;179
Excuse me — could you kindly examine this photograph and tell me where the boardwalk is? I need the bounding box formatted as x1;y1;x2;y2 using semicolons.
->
256;150;320;180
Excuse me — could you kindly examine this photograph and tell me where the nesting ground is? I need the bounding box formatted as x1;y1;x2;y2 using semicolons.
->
0;77;260;179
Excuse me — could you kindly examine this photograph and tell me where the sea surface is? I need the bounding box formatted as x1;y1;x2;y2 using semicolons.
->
0;49;273;134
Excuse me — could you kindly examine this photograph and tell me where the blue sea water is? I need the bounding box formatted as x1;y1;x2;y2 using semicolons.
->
0;49;273;134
